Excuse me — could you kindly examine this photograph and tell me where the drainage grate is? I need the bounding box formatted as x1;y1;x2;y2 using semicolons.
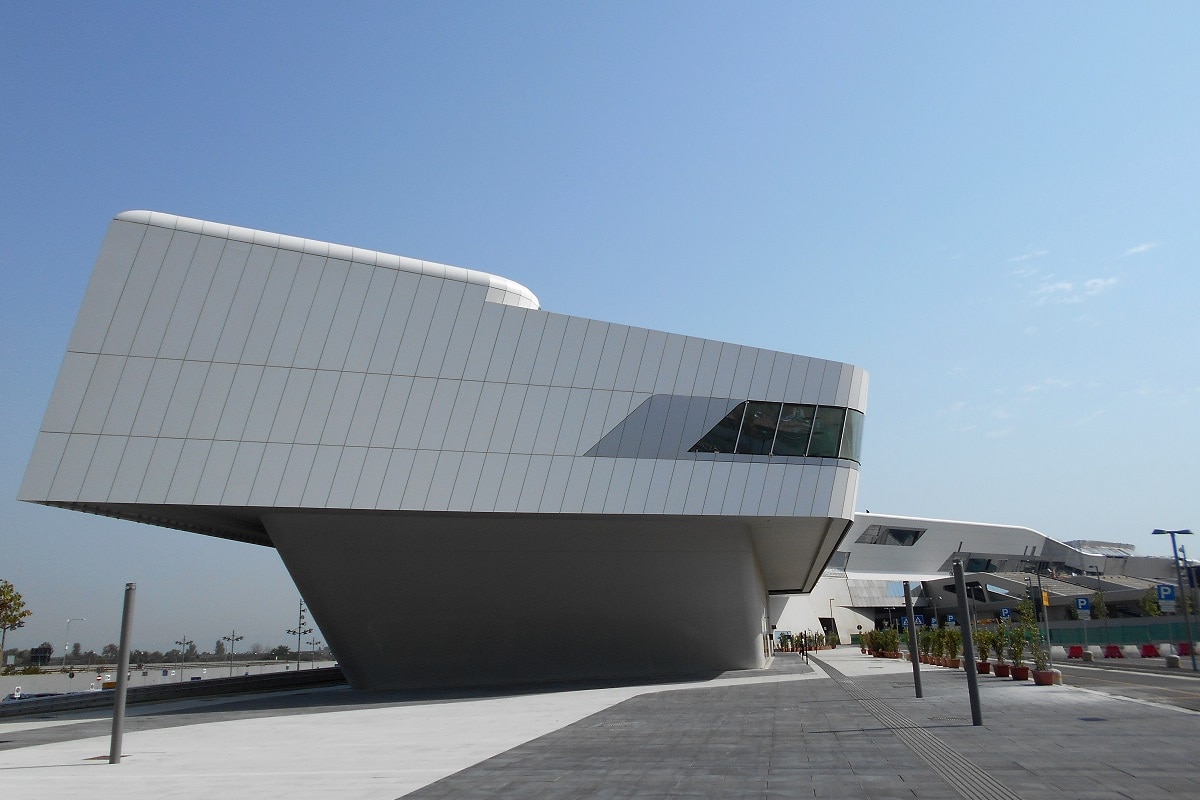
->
1079;717;1107;722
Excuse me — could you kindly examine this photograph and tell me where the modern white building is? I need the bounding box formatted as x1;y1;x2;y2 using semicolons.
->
773;512;1191;640
21;211;868;690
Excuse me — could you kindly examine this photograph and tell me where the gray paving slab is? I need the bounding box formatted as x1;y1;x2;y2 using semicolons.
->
404;650;1200;800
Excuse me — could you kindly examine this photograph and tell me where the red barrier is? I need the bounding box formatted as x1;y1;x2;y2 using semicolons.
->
1104;645;1124;658
1067;645;1085;659
1180;642;1193;656
1140;644;1160;658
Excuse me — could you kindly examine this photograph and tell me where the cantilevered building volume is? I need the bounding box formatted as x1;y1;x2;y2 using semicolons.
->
21;211;868;689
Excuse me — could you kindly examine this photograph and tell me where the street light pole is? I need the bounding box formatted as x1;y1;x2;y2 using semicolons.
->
222;630;243;677
1035;570;1053;670
1152;529;1196;673
286;602;312;671
174;636;193;682
307;636;321;668
63;618;85;671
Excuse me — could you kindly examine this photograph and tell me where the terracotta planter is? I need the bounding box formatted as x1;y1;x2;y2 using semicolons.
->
1011;666;1031;681
976;661;991;674
1032;669;1055;686
946;658;961;669
994;663;1011;678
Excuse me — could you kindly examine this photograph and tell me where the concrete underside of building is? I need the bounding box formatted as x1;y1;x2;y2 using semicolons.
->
21;211;866;690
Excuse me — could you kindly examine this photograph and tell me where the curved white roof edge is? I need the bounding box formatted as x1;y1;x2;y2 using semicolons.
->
855;511;1050;540
115;210;540;310
841;571;948;582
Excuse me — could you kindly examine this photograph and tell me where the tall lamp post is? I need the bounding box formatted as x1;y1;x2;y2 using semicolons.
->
307;636;322;668
222;630;243;677
1152;529;1196;673
174;636;193;682
63;618;85;671
286;602;312;672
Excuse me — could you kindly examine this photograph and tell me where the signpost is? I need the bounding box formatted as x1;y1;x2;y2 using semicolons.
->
1158;583;1177;614
1075;596;1091;620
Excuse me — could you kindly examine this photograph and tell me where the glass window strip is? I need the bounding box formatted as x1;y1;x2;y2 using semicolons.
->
689;399;863;461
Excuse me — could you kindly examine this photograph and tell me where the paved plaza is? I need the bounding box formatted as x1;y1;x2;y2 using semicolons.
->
1;647;1197;799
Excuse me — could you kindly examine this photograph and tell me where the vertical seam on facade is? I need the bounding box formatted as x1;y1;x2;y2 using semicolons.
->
391;275;445;377
98;222;151;354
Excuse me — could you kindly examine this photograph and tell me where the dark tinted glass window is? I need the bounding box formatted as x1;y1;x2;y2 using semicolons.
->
689;403;745;453
807;406;846;457
839;409;864;462
772;403;815;456
735;401;781;455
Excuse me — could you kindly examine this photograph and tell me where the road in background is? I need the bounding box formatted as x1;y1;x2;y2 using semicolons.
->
1057;661;1200;712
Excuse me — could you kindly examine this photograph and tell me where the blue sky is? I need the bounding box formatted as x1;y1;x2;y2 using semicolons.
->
2;3;1197;653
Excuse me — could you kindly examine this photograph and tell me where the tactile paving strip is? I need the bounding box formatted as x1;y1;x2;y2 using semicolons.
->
812;656;1023;800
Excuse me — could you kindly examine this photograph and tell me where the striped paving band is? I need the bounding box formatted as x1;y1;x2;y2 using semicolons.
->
811;656;1022;800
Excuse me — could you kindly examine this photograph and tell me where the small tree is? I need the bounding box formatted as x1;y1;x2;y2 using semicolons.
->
1091;591;1109;620
991;626;1007;663
0;579;32;655
945;627;962;660
1006;625;1027;667
1138;589;1161;617
974;629;993;663
101;643;119;661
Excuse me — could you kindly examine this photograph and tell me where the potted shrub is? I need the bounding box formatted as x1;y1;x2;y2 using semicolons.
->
945;627;962;669
1024;607;1055;685
1031;643;1054;685
918;629;932;663
930;628;945;666
885;628;902;658
974;629;993;675
992;626;1010;678
1008;605;1031;681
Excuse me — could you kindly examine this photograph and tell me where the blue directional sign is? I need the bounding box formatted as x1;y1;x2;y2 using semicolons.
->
946;614;956;624
999;607;1012;618
914;614;925;625
1075;597;1091;611
930;616;938;626
901;616;909;627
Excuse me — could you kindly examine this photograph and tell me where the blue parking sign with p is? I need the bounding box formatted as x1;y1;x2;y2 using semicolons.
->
1075;597;1091;611
1158;584;1176;601
999;607;1012;618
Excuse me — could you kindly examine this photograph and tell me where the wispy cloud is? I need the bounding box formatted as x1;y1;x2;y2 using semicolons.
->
1009;249;1049;263
1074;410;1105;426
1123;242;1158;256
1031;276;1117;304
1023;378;1071;393
985;427;1015;439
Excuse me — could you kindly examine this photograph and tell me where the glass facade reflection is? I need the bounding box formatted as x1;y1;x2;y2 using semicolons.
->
689;401;864;462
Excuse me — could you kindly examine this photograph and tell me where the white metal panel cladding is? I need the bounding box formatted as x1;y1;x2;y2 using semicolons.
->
22;212;866;690
25;211;864;522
